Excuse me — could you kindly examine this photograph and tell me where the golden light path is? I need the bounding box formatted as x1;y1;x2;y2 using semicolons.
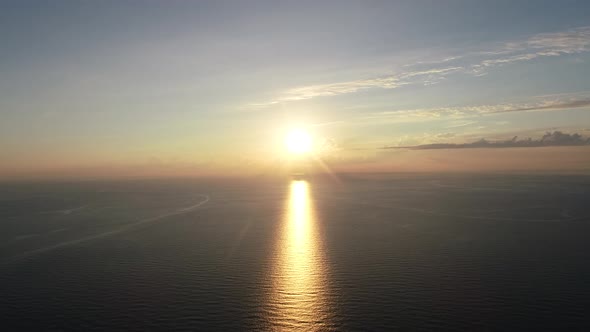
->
267;180;334;331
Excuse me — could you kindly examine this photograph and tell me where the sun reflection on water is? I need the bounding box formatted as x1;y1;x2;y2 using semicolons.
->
267;180;333;331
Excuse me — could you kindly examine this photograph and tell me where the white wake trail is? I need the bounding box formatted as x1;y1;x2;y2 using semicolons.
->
4;194;210;263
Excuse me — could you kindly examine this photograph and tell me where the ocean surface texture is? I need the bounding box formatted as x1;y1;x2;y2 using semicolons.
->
1;174;590;330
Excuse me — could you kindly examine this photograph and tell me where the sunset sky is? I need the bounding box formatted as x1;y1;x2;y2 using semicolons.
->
2;0;590;178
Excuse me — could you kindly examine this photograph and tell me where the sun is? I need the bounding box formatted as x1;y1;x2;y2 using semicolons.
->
285;129;312;154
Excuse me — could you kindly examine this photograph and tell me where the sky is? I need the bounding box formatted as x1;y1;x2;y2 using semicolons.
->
1;0;590;179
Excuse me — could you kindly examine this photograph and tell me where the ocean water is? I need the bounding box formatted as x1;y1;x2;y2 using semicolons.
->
1;174;590;331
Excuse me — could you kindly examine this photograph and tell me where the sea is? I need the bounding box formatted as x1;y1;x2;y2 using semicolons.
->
1;174;590;331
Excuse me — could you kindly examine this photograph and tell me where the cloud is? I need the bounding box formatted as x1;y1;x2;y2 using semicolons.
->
525;27;590;53
469;27;590;71
445;120;478;128
385;131;590;150
267;66;464;103
435;132;456;139
309;120;345;127
363;93;590;123
247;27;590;107
247;66;462;108
281;75;404;101
492;99;590;113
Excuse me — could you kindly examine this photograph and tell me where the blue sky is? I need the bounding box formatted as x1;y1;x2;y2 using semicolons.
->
1;1;590;177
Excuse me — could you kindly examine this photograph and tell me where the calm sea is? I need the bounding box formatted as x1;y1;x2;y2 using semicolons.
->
1;174;590;330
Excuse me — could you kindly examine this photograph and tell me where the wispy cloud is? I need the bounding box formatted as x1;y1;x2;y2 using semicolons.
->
248;27;590;107
385;131;590;150
469;27;590;74
281;76;405;101
248;66;462;108
493;99;590;113
309;120;345;127
363;92;590;123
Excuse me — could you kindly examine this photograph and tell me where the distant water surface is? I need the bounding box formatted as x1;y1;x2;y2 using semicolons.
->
1;174;590;330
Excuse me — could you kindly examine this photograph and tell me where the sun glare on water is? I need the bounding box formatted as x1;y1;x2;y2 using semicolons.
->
285;129;312;155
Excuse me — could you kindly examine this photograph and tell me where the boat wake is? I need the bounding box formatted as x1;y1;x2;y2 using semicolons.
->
4;195;210;263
